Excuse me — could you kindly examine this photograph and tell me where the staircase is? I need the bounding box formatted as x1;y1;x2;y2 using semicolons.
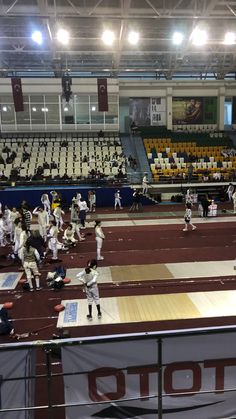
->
121;134;152;185
129;184;160;205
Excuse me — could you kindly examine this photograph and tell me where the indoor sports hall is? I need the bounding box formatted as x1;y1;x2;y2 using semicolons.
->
1;1;236;419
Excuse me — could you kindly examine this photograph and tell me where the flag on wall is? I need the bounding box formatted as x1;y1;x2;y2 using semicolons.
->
11;78;24;112
97;78;108;112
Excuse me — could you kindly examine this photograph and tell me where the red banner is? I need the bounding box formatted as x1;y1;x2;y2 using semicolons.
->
11;78;24;112
97;78;108;112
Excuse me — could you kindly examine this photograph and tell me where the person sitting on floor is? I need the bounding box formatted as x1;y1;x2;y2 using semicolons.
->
63;224;78;247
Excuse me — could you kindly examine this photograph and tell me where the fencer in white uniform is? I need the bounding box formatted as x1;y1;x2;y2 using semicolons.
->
95;220;105;260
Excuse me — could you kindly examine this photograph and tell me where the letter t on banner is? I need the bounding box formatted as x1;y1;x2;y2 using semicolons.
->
97;78;108;112
11;78;24;112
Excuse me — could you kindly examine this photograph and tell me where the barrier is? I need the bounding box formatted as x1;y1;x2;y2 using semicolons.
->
1;325;236;419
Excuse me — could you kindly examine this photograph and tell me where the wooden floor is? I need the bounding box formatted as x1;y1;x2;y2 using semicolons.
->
66;259;235;285
57;289;236;328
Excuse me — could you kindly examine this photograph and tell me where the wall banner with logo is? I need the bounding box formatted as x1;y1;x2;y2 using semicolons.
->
172;97;217;125
62;332;236;419
129;97;166;127
0;348;35;419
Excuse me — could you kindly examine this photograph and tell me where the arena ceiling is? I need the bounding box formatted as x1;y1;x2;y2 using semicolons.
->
0;0;236;79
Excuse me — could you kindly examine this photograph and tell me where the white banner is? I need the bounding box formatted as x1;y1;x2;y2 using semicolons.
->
0;349;35;419
62;332;236;419
151;97;166;126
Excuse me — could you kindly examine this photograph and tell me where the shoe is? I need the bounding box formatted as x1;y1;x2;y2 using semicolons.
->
10;328;15;336
36;287;42;291
192;226;197;230
30;288;34;292
182;228;187;231
97;256;104;260
87;315;92;320
98;313;102;318
80;238;85;241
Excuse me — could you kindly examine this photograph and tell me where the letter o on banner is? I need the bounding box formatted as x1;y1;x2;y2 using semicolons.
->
164;361;201;395
88;367;126;402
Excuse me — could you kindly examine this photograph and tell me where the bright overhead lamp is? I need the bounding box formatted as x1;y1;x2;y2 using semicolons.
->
64;107;68;112
191;28;207;46
2;106;7;112
91;106;96;111
41;107;48;112
102;30;115;46
128;31;139;45
172;31;184;45
57;28;69;45
32;107;37;112
224;31;235;45
31;30;43;45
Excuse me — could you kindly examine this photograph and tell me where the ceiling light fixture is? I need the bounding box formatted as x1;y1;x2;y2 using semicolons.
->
191;28;207;46
128;31;139;45
102;30;115;46
57;29;69;45
224;31;235;45
172;31;184;45
31;31;43;45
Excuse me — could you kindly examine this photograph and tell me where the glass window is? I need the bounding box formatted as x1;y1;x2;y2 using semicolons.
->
30;95;44;103
16;103;30;125
75;95;89;104
62;101;75;125
1;104;15;124
75;101;90;125
46;104;60;125
90;95;98;103
45;95;59;103
0;95;14;103
91;107;104;124
105;103;118;124
31;104;45;125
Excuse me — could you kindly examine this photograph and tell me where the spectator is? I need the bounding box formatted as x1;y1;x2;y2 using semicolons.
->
98;130;104;138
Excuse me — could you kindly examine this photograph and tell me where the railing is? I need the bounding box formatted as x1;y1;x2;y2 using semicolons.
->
1;325;236;419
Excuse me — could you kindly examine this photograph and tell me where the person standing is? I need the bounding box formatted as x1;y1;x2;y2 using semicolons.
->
142;173;148;194
227;183;234;202
130;189;142;212
13;218;22;257
88;190;96;212
114;190;123;210
187;163;194;183
41;193;51;215
53;204;65;231
95;220;105;260
8;207;20;242
18;224;30;260
21;237;41;291
78;197;89;228
33;206;49;241
70;201;85;241
200;195;210;218
0;213;7;247
21;205;32;231
76;259;102;320
233;190;236;214
47;220;61;261
183;203;197;232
